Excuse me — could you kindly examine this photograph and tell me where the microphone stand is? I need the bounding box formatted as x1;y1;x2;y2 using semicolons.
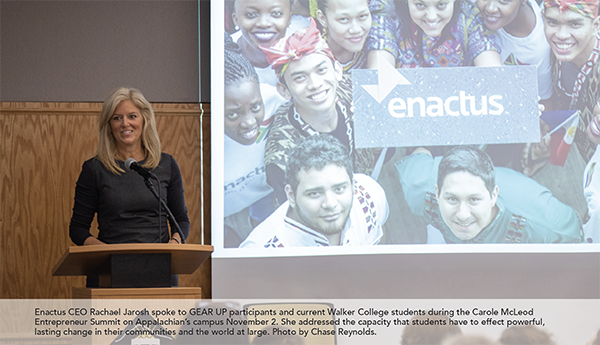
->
142;175;186;244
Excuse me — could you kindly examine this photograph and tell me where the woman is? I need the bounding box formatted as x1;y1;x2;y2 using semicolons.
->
476;0;553;172
231;0;295;69
230;0;299;120
395;0;503;67
476;0;553;100
368;0;502;67
223;33;274;247
315;0;373;71
69;87;189;247
313;0;397;183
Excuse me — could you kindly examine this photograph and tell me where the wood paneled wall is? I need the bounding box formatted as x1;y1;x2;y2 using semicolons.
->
0;102;211;299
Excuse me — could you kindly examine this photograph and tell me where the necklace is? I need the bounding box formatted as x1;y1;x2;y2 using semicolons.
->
558;38;600;109
292;100;354;155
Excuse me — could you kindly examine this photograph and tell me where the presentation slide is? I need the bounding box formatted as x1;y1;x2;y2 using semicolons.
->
211;0;600;299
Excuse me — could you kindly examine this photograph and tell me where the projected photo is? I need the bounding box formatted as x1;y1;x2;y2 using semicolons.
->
219;0;600;250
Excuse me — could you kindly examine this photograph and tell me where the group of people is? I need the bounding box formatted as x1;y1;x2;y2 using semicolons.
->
66;0;599;252
224;0;394;247
223;0;600;247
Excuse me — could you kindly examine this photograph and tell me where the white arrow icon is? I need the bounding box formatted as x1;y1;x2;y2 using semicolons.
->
361;52;411;103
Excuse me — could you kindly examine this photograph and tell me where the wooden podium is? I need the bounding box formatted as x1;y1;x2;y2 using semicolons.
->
52;243;213;299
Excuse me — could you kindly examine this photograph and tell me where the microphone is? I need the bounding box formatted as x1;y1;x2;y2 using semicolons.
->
125;158;153;179
124;158;186;244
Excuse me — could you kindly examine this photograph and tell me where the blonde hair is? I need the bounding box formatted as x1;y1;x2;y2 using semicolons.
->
96;87;161;174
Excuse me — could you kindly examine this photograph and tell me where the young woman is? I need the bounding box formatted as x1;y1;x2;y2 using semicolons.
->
361;0;503;67
394;0;503;67
475;0;553;173
230;0;305;126
223;33;275;247
312;1;397;188
477;0;553;100
232;0;294;68
69;87;189;247
316;0;373;70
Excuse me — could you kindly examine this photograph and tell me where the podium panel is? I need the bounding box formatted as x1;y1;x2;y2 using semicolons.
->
53;244;212;299
72;287;202;299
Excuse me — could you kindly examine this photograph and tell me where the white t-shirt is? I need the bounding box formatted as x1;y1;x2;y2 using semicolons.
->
583;144;600;243
495;0;553;100
224;131;273;217
240;174;389;247
225;14;312;217
222;57;284;217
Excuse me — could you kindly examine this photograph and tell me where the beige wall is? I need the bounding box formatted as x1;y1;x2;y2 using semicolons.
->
0;0;205;102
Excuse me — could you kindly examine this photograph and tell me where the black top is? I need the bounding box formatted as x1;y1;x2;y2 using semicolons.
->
69;153;190;245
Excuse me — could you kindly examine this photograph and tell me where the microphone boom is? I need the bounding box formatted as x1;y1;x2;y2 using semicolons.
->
125;158;153;179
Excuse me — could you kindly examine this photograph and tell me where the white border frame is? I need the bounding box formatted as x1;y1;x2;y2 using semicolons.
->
210;1;600;258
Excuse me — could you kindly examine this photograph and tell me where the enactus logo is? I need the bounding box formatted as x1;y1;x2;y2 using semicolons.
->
388;92;504;118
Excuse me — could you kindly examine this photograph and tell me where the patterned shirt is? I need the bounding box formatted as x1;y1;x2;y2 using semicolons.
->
396;1;500;68
551;40;600;163
264;78;379;205
364;0;400;60
364;0;500;68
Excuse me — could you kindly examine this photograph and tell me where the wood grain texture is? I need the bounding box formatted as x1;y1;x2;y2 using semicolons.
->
201;104;211;246
0;102;211;299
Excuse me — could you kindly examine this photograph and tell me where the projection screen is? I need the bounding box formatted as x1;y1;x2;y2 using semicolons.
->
210;0;600;299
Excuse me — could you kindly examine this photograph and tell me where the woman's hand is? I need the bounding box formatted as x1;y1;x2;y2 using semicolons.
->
169;233;182;244
367;50;396;69
473;50;503;67
83;237;106;245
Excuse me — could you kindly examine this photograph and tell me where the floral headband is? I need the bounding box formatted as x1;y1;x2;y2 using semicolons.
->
261;18;335;77
544;0;599;19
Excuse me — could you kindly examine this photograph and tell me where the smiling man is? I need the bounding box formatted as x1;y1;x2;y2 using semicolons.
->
240;135;388;247
433;147;504;242
260;18;378;205
397;146;583;243
543;0;600;163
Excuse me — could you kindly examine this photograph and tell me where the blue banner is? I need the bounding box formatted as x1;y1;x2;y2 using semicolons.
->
352;65;540;148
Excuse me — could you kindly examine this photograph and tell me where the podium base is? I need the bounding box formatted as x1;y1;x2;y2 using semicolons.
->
72;287;202;299
98;253;171;288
